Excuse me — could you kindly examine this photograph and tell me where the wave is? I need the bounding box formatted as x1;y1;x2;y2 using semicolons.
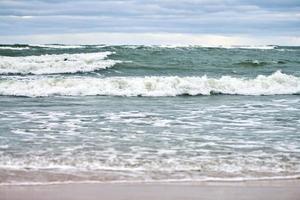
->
221;45;277;50
1;148;299;184
29;44;84;49
0;46;30;50
0;44;286;51
0;52;119;75
115;45;277;50
0;71;299;97
236;60;285;67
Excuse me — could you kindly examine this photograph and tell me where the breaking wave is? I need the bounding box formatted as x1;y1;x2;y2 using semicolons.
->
117;45;277;50
0;52;119;75
29;44;84;49
0;71;299;97
0;46;30;50
221;45;277;50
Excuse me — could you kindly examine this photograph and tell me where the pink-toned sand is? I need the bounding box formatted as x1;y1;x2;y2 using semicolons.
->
1;180;300;200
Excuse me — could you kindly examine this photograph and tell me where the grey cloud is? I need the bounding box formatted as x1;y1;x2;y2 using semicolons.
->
0;0;299;37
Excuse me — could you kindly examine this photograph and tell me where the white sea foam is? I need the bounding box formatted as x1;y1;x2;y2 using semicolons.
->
30;44;84;49
0;52;119;75
0;151;299;184
0;71;299;97
0;46;30;50
222;45;277;50
153;45;277;50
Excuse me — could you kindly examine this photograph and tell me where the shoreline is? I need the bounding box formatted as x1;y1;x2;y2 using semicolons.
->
1;179;300;200
1;175;300;186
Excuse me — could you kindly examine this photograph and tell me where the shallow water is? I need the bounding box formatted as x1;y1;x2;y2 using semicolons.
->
0;44;300;184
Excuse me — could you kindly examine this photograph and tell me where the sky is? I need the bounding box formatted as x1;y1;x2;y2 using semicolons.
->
0;0;299;45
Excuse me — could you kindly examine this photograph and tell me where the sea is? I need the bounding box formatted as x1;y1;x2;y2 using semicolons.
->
0;44;299;185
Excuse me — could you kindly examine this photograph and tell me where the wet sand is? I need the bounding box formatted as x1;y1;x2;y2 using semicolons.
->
1;180;300;200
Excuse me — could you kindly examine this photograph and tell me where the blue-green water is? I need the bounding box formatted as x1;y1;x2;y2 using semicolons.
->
0;44;300;184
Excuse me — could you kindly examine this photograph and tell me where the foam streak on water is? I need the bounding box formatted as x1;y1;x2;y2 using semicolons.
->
0;96;300;184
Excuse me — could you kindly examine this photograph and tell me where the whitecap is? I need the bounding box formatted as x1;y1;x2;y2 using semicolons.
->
0;52;119;75
0;46;30;50
0;71;299;97
225;45;276;50
29;44;84;49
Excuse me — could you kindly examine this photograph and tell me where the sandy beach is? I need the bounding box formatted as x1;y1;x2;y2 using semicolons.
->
1;180;300;200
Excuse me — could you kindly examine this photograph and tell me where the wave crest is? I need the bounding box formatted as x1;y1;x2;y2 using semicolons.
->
0;71;299;97
0;46;30;50
29;44;84;49
0;52;119;75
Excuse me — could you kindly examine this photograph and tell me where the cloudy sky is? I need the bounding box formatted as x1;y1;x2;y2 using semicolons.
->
0;0;299;45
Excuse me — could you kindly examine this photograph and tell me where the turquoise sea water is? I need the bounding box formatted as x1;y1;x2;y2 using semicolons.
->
0;44;300;184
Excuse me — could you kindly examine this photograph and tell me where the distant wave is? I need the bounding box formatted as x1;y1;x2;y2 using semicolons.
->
112;45;278;50
0;52;120;75
220;45;277;50
29;44;85;49
236;60;285;67
0;44;290;50
0;71;299;97
0;46;30;50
